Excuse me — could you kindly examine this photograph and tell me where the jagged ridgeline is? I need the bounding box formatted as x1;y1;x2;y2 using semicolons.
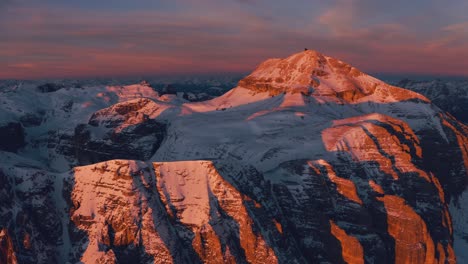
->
0;50;467;263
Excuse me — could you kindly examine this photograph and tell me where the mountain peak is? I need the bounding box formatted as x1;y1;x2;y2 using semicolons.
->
238;50;329;96
237;50;429;104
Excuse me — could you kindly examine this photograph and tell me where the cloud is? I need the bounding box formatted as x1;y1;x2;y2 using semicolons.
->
0;5;280;78
318;0;358;37
2;1;468;79
424;21;468;51
233;0;257;4
9;63;35;69
442;22;468;35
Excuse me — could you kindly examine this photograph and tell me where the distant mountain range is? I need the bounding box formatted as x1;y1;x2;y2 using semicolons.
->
2;73;466;124
392;79;468;124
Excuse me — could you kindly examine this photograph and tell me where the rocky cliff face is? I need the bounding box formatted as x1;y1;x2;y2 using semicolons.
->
0;154;62;263
68;160;278;263
0;50;467;263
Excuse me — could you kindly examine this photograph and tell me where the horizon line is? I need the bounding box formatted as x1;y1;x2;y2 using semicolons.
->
2;71;468;82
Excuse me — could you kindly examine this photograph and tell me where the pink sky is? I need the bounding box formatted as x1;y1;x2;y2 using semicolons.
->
1;0;468;79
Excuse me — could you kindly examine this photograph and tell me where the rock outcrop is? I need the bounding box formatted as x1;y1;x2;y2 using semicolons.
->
73;98;167;165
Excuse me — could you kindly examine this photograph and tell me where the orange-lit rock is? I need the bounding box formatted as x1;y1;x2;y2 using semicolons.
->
71;160;278;264
0;229;18;264
437;243;447;264
329;220;364;264
322;113;430;181
155;161;278;264
377;195;439;264
312;160;363;205
435;242;456;264
237;50;429;104
446;244;456;264
273;219;283;234
71;160;174;264
190;225;226;264
330;114;423;158
368;180;384;194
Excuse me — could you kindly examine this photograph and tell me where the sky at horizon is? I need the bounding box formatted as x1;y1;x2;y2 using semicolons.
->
1;0;468;79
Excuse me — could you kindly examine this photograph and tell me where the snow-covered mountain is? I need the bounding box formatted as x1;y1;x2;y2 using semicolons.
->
0;50;467;263
393;79;468;124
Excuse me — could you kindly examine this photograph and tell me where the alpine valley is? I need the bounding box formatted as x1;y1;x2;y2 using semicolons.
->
0;50;467;264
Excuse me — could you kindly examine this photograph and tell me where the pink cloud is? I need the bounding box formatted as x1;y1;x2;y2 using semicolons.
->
9;63;35;69
1;3;468;79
